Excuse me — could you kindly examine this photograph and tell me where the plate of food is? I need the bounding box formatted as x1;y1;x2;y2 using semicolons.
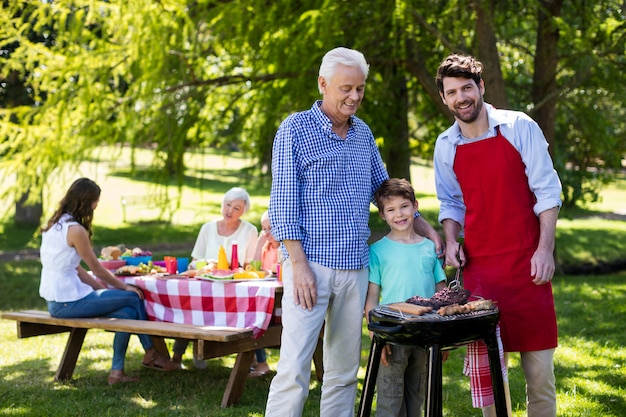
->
192;268;275;282
115;262;166;276
115;265;143;276
198;276;277;283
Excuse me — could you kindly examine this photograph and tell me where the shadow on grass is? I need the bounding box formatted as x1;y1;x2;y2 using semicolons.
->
557;223;626;274
0;341;278;416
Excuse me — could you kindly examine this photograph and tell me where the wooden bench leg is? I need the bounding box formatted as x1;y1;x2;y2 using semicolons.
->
221;350;256;408
55;328;88;381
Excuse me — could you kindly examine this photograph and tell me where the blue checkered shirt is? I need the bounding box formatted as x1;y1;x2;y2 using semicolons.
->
269;101;388;270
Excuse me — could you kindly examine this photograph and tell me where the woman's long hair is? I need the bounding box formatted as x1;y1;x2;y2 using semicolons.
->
41;178;101;238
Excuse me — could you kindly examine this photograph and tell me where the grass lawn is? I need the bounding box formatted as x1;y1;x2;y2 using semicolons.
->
1;147;625;416
0;265;624;416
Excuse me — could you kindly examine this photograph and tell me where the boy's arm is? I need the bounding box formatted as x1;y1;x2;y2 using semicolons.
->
364;282;393;365
364;282;380;324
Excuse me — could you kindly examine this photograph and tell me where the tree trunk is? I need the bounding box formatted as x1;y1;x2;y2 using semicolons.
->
474;0;509;109
531;0;563;156
15;191;43;226
406;45;453;124
383;66;411;182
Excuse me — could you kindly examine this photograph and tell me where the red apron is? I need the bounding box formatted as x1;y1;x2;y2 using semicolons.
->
454;129;557;352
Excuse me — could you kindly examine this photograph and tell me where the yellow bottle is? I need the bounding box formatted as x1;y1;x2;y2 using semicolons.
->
217;245;229;270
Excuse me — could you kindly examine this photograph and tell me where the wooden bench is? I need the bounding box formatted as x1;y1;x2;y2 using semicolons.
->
1;309;289;407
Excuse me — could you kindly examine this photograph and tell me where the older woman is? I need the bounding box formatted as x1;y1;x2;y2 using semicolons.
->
189;187;258;266
172;187;258;368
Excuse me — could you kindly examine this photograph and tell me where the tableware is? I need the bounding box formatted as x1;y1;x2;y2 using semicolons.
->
164;256;177;274
231;242;239;269
121;255;152;266
99;259;126;270
177;257;189;273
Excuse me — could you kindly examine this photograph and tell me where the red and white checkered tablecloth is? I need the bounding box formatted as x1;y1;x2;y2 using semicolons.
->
120;276;280;338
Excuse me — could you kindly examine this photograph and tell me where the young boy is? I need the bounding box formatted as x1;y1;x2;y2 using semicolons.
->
365;178;447;417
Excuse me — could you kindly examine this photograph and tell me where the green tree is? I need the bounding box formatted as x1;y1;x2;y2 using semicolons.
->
1;0;624;221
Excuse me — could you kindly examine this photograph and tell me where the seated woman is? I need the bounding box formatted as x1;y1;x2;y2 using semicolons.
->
172;187;258;369
39;178;179;386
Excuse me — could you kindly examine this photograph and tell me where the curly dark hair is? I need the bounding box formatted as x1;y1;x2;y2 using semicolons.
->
41;178;101;238
435;54;483;94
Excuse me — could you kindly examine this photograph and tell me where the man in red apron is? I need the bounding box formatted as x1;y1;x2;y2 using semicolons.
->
433;54;562;417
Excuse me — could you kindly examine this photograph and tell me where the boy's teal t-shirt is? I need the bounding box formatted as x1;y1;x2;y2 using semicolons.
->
369;236;446;304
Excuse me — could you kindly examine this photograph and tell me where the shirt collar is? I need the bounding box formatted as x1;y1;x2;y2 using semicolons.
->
446;102;508;143
311;100;355;139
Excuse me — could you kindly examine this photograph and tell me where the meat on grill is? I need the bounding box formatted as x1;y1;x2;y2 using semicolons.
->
405;286;471;309
437;299;495;316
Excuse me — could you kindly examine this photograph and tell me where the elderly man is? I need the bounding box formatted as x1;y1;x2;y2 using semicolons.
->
266;47;441;417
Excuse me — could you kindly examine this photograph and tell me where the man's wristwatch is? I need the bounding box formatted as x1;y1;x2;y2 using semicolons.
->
413;211;421;219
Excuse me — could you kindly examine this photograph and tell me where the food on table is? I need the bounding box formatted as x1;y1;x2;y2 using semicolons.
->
202;269;235;280
184;257;270;280
115;261;165;276
100;246;123;260
180;269;197;277
115;265;141;276
406;286;471;309
204;260;218;270
233;270;267;279
121;247;153;257
248;260;262;271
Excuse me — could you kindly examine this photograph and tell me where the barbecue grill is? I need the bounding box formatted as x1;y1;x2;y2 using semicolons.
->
357;303;508;417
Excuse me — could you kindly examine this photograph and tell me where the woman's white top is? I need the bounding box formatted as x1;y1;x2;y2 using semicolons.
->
39;214;93;302
191;220;258;264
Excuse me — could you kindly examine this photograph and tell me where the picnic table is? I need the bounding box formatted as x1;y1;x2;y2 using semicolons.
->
3;275;324;407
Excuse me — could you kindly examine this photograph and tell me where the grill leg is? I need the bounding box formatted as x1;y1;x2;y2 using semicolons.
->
357;335;385;417
484;331;508;417
425;344;443;417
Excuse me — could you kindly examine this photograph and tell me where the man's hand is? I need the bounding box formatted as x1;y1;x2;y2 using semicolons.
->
413;215;444;256
292;261;318;310
441;219;464;268
444;242;465;269
283;240;317;310
532;207;559;285
530;247;555;285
